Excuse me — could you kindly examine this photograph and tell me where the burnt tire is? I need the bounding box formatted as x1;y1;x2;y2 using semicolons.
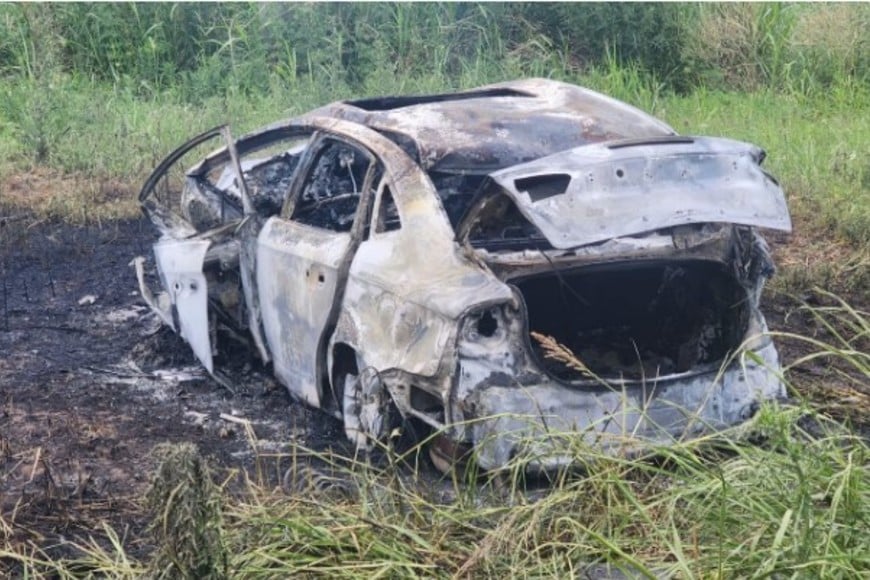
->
428;433;475;475
340;364;398;452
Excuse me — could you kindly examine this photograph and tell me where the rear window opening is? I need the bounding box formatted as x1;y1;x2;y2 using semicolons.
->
465;193;552;251
346;88;531;111
430;172;487;227
516;260;750;382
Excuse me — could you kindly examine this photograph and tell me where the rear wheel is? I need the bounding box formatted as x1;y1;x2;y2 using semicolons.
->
428;433;474;475
339;363;398;451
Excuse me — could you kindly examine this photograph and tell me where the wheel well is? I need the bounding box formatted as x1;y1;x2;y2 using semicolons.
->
330;343;358;410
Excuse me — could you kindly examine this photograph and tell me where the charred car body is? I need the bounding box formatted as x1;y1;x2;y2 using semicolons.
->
135;79;792;470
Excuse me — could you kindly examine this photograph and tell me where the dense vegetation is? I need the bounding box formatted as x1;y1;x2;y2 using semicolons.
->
0;3;867;247
3;3;868;96
1;3;868;577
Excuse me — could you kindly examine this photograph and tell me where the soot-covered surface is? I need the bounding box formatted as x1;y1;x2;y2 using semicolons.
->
519;260;750;380
0;214;343;558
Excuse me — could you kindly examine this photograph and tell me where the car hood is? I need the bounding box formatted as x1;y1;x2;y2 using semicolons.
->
487;136;792;250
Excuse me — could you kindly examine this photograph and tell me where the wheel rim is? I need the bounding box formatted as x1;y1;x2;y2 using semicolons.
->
428;433;473;475
342;366;388;451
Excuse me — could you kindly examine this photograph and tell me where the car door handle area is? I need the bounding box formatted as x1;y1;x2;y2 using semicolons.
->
307;268;327;285
256;218;353;407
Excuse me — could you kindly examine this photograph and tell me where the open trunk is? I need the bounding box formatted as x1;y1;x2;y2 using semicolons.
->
515;259;751;382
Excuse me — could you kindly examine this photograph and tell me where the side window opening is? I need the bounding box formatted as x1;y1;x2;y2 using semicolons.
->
374;183;401;234
240;144;308;217
184;133;312;229
429;172;487;228
292;139;372;232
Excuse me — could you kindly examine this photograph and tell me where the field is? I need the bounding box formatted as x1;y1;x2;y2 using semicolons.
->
1;3;868;577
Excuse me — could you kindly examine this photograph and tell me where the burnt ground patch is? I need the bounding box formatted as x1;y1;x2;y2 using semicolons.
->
0;214;345;560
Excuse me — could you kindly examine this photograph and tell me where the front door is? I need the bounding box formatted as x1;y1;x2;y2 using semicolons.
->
257;135;379;407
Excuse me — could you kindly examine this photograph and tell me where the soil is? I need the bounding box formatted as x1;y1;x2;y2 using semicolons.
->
0;214;344;563
0;213;866;567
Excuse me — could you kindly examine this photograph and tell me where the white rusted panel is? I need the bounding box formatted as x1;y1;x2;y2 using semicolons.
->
257;217;351;407
153;239;213;373
467;340;785;470
332;221;513;379
490;137;792;249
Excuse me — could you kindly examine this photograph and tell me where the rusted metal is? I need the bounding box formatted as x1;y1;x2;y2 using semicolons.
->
472;136;791;249
135;79;793;471
308;78;677;172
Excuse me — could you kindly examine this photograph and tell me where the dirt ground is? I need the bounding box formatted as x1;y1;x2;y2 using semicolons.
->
1;211;866;564
0;214;349;561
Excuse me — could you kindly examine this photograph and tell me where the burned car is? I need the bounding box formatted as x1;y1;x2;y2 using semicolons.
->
135;78;792;470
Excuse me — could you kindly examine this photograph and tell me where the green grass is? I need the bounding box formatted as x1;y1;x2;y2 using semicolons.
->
0;4;867;245
2;69;867;248
228;418;869;578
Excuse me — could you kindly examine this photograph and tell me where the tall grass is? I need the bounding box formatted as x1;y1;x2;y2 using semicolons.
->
685;3;870;93
1;3;866;96
1;4;867;239
3;408;868;577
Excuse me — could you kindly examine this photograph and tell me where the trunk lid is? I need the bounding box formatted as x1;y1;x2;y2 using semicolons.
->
486;136;792;250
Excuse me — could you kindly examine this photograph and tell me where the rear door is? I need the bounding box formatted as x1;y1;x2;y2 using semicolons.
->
257;134;380;406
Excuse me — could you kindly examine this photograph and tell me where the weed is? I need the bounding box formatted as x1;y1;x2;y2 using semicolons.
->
144;443;227;580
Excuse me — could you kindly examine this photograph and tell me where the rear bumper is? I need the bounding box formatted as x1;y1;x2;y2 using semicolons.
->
463;340;785;471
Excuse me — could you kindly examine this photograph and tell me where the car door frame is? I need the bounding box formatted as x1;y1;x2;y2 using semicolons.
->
256;129;381;410
138;122;319;371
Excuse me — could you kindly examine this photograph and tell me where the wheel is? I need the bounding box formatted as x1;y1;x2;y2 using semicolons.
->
340;364;397;451
428;432;474;475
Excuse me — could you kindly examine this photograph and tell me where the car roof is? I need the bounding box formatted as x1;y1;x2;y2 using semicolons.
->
305;78;677;174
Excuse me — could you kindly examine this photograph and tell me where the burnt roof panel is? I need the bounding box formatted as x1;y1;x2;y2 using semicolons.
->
306;78;677;173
